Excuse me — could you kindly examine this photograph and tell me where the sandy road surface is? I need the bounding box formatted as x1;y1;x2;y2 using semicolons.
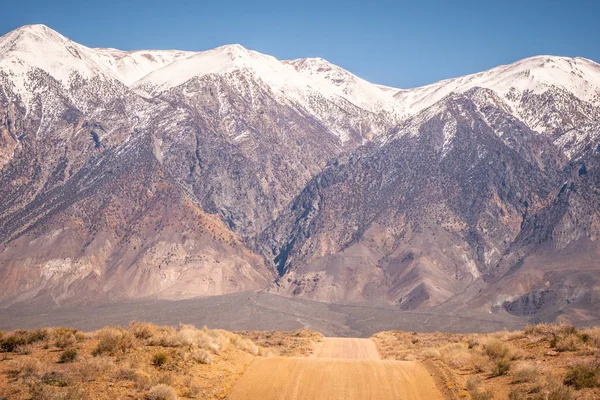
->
311;337;381;359
227;337;444;400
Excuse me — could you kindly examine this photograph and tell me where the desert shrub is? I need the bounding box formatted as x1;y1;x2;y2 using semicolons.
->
563;363;600;389
92;327;134;356
231;335;259;355
147;326;181;347
467;337;480;349
157;372;174;385
113;367;137;381
54;328;77;349
554;335;584;352
28;381;58;400
146;384;177;400
466;377;493;400
490;359;511;376
152;351;169;367
10;357;45;378
15;343;33;354
74;331;86;342
525;323;552;335
130;321;158;340
28;381;84;400
512;362;540;383
192;349;212;364
420;348;441;359
484;339;510;359
1;329;49;352
41;371;69;387
77;356;115;382
533;379;573;400
59;348;78;363
29;329;50;343
439;343;485;370
581;327;600;348
135;371;153;390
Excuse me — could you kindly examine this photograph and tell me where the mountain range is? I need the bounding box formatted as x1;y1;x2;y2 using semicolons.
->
1;24;599;326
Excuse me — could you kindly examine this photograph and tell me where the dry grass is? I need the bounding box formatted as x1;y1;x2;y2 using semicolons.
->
146;384;177;400
372;324;600;400
237;330;323;356
0;323;323;400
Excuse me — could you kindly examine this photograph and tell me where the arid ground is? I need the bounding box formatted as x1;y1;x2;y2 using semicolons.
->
1;322;600;399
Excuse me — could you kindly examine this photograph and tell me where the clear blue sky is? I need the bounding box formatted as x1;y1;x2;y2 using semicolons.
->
1;0;598;88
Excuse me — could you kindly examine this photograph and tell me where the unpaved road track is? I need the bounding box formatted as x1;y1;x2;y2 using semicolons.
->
228;337;444;400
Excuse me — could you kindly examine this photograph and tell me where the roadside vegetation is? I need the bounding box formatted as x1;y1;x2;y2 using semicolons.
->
372;324;600;399
0;323;322;399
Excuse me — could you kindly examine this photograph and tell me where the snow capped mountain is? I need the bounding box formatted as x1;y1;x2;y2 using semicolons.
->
0;24;193;103
396;55;600;130
285;57;405;116
397;56;600;112
93;48;194;85
2;24;600;324
132;44;316;98
0;25;122;103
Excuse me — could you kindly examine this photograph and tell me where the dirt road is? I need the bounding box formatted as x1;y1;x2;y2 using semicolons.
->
227;337;444;400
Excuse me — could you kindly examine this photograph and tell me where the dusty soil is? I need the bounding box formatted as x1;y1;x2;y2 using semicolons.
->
227;337;444;400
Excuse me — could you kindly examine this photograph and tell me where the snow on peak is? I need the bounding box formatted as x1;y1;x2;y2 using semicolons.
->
131;43;319;98
92;48;194;85
285;57;404;115
396;55;600;116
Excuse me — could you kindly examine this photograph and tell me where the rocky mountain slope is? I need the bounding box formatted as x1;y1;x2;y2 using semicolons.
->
0;24;599;325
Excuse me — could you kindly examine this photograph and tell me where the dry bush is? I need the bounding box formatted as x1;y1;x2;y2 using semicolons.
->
53;328;78;349
76;356;115;382
59;348;78;363
1;328;49;352
512;362;540;383
419;348;441;359
554;335;584;352
490;358;511;376
483;339;510;359
15;343;33;354
533;378;573;400
8;356;45;378
439;343;481;370
92;327;134;356
466;377;493;400
41;370;70;387
581;327;600;348
563;363;600;389
146;384;177;400
135;370;153;390
113;367;138;381
130;321;159;340
231;335;259;355
192;349;212;364
152;351;169;367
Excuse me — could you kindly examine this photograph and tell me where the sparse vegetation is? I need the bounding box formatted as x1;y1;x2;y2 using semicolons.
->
152;351;169;367
372;324;600;399
2;323;599;399
0;323;313;400
147;384;177;400
563;363;600;389
58;348;78;364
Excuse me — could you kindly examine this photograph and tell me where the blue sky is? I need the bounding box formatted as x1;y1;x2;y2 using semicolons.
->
1;0;598;88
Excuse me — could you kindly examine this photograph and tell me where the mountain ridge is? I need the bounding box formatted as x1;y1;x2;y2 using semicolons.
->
1;24;599;327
